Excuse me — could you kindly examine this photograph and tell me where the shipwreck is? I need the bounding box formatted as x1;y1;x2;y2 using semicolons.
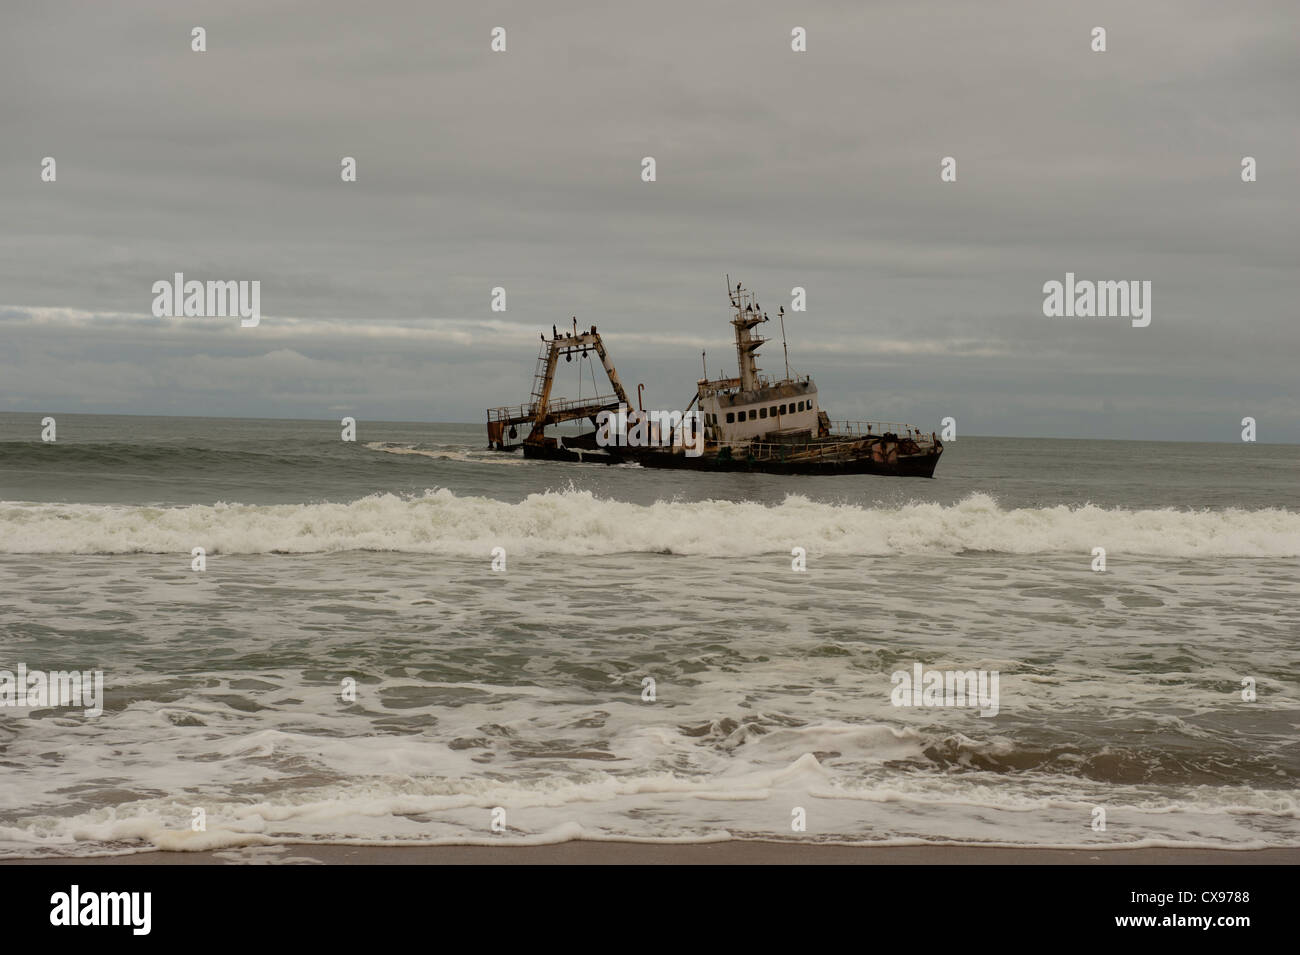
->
485;279;943;477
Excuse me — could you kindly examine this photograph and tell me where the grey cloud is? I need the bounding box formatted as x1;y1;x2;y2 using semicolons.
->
0;0;1296;440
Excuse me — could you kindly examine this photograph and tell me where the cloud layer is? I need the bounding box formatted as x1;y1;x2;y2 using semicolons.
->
2;1;1296;440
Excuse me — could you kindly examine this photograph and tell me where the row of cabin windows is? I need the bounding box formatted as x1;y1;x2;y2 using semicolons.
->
722;400;813;425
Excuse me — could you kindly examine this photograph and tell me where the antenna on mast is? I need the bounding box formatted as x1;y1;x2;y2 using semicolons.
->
779;306;791;380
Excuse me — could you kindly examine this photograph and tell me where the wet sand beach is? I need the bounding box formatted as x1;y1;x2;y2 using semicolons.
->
7;843;1299;865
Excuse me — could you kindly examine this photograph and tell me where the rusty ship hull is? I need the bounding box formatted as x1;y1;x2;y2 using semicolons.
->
634;454;941;477
627;426;943;476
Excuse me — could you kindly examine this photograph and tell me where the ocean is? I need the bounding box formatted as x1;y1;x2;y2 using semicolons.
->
1;412;1297;857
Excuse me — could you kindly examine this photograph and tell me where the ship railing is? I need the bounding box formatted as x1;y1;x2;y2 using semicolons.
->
487;394;622;424
539;394;622;417
744;438;869;461
486;403;534;424
830;420;935;440
740;424;940;460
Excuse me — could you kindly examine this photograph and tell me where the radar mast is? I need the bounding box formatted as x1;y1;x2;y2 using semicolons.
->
726;277;768;392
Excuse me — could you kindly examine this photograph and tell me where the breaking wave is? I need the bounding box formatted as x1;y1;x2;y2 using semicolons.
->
0;489;1296;557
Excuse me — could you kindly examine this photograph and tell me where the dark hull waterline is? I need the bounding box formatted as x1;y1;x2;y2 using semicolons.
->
627;448;942;477
519;442;943;477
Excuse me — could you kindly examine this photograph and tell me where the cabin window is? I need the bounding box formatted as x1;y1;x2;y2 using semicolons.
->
796;401;804;412
778;404;786;414
748;409;757;421
726;412;735;423
759;407;768;419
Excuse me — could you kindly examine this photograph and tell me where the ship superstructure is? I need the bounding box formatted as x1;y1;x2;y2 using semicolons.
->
695;280;823;448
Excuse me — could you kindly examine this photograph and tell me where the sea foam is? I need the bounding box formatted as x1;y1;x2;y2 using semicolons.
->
0;490;1296;558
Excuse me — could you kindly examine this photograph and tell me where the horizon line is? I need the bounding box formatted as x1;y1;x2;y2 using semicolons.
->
0;409;1294;446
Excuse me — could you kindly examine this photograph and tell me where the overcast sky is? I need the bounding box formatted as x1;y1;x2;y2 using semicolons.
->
2;0;1297;440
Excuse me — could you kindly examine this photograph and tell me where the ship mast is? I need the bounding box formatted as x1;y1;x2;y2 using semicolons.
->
779;306;790;381
727;278;767;392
